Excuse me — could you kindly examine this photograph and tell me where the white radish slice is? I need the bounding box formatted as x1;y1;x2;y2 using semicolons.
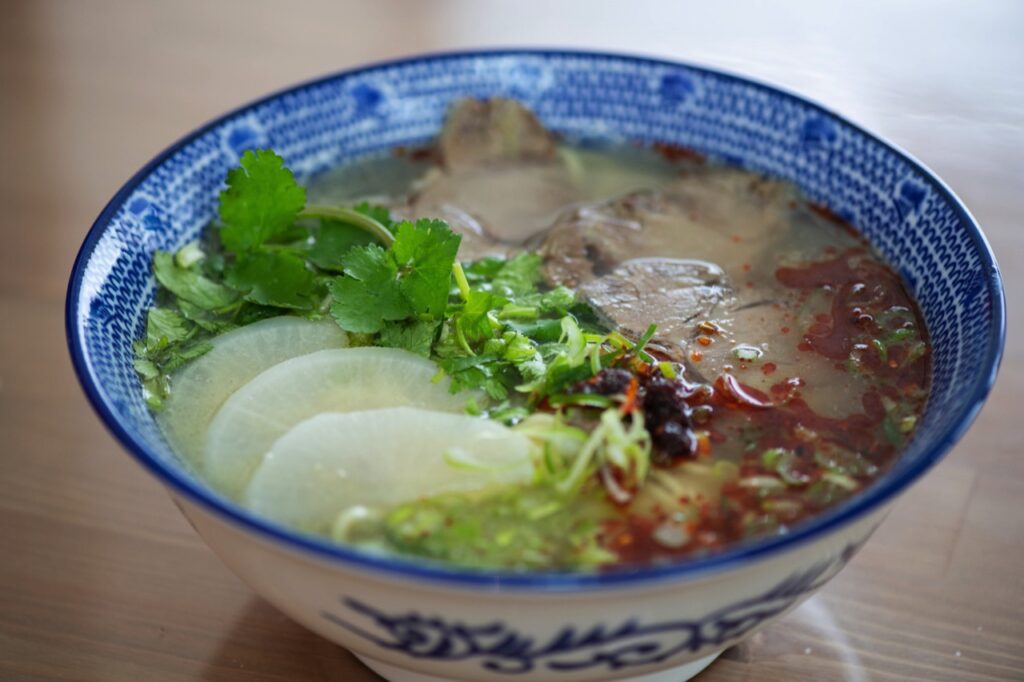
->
158;317;348;466
244;408;534;533
203;347;468;499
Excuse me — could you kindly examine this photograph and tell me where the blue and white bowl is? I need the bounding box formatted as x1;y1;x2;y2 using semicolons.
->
67;50;1005;682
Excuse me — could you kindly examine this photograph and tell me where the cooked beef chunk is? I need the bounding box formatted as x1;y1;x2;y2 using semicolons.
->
404;98;581;252
577;258;734;354
411;164;578;244
438;98;557;171
539;167;796;287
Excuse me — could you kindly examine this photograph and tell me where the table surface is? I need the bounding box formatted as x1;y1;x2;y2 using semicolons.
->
2;1;1022;680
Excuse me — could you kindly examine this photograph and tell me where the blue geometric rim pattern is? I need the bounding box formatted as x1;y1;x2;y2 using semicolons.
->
67;49;1005;590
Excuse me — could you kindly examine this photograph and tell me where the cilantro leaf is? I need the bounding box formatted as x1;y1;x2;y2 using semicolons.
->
439;354;511;400
153;251;238;310
492;253;543;297
133;305;214;410
177;299;236;333
392;219;461;317
219;149;306;253
307;219;379;271
329;245;411;333
161;340;214;373
539;286;576;314
378;319;441;357
145;307;190;347
352;201;394;229
505;318;564;342
225;250;316;309
463;257;506;283
458;290;502;342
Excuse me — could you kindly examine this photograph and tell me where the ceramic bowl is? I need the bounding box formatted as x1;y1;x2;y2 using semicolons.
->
67;50;1005;682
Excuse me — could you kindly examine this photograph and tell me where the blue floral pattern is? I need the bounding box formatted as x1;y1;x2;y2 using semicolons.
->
322;541;866;674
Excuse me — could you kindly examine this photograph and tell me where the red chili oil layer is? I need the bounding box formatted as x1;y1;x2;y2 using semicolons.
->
600;240;930;567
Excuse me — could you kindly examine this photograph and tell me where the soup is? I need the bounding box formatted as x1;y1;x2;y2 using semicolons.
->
136;99;929;570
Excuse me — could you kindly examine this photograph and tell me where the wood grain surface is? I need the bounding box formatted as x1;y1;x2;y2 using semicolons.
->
1;2;1021;680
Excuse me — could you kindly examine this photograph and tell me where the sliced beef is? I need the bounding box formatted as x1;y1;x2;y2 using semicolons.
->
438;98;557;172
540;167;797;287
578;258;734;353
403;98;581;255
411;163;579;245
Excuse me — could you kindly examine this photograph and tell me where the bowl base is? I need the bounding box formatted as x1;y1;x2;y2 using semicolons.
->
354;651;721;682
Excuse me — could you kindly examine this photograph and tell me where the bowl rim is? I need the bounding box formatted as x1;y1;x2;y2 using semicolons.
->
66;48;1006;591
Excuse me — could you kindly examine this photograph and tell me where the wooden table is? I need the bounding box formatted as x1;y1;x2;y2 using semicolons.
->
2;2;1021;680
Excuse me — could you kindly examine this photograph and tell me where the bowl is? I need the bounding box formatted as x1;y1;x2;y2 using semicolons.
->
67;50;1005;682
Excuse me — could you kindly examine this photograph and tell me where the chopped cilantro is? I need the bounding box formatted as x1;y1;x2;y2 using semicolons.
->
457;290;502;342
145;307;191;347
490;252;542;296
153;251;237;310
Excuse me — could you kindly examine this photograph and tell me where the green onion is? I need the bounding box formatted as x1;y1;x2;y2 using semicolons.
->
822;471;859;491
632;324;658;362
884;327;915;344
881;415;902;446
737;476;786;491
498;303;539;320
871;338;888;362
548;393;615;409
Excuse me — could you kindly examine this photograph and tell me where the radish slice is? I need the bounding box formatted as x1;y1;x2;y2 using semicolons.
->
202;347;468;499
244;407;534;534
158;317;347;465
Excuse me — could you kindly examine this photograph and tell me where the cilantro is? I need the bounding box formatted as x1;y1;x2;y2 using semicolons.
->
225;250;317;310
161;340;214;374
505;318;564;342
457;290;502;342
463;257;506;282
378;319;441;357
145;307;191;347
438;354;512;400
329;220;460;334
219;149;306;253
133;306;214;409
491;252;543;296
351;201;394;228
177;299;237;333
153;251;237;310
307;220;379;271
329;245;412;333
538;286;576;315
392;219;461;317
